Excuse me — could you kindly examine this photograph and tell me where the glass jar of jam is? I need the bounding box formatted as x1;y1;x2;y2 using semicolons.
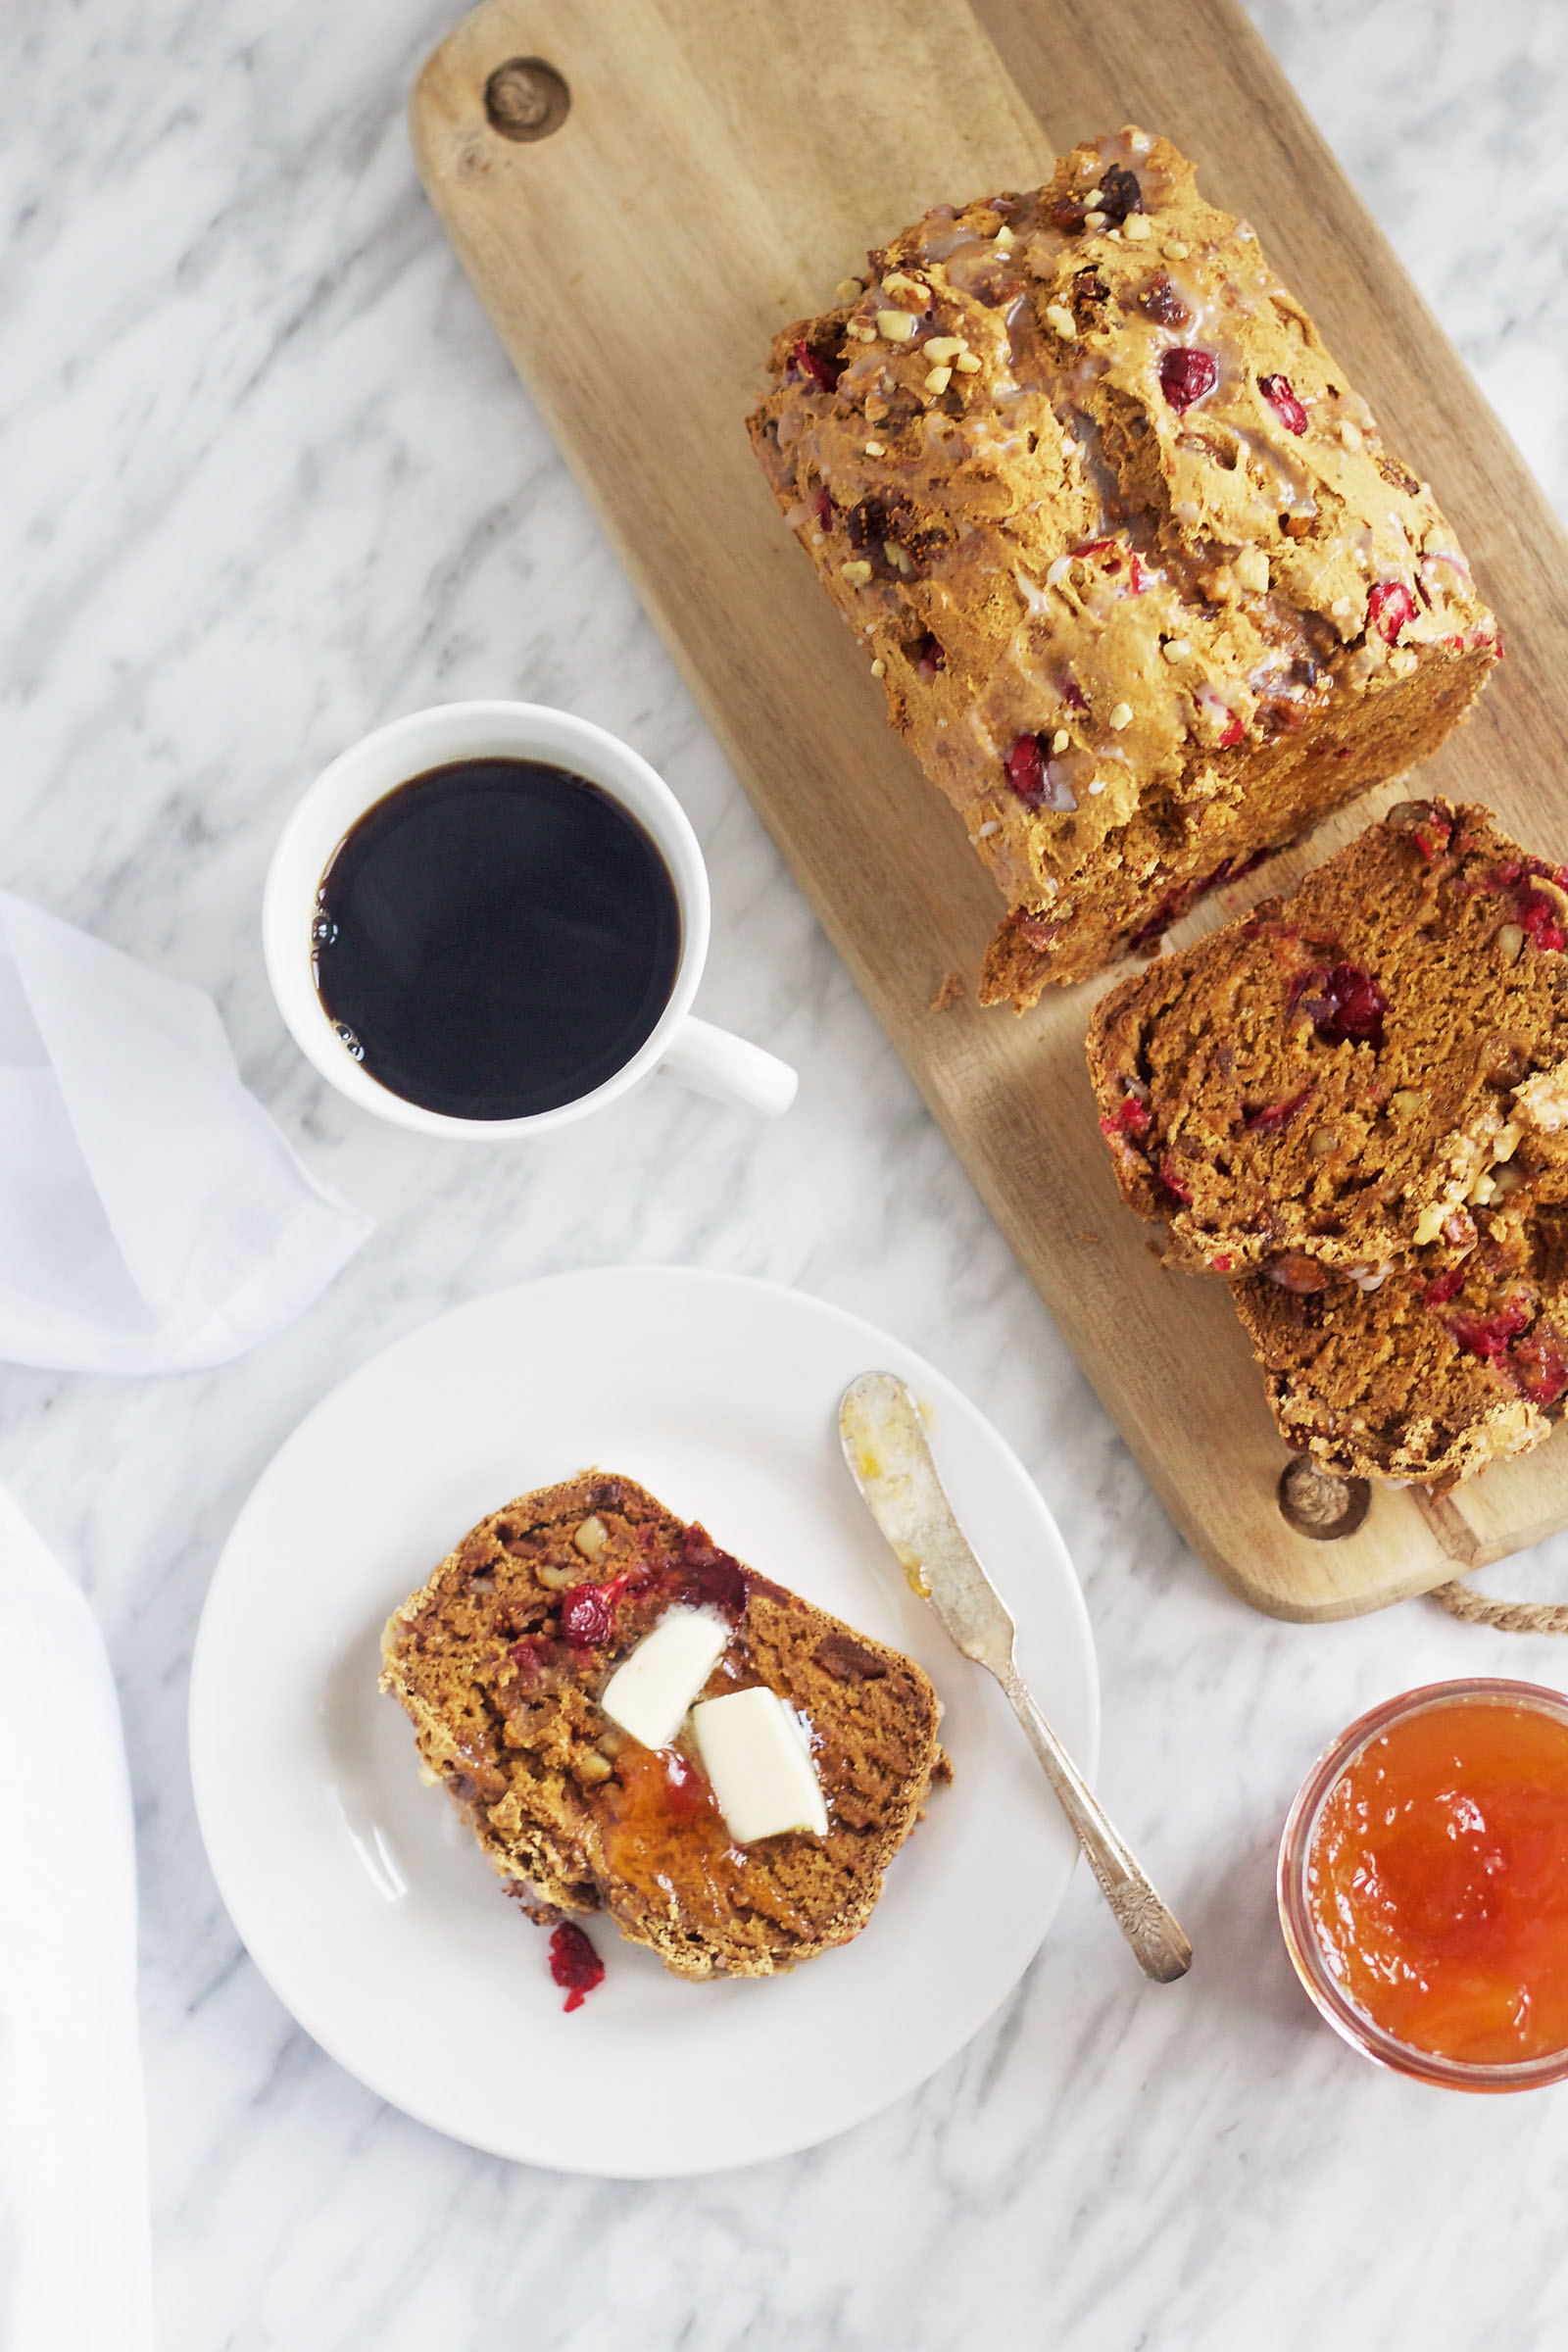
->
1278;1678;1568;2091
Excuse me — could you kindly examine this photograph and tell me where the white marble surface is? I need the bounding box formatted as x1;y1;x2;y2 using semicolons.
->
6;2;1568;2343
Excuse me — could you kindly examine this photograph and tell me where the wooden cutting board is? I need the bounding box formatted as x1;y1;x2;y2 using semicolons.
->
410;0;1568;1621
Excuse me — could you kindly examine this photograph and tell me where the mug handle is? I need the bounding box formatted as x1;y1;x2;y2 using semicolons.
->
658;1014;798;1118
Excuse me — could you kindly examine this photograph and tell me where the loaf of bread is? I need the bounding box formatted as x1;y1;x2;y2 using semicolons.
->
748;128;1498;1006
380;1470;947;1981
1088;800;1568;1284
1235;1206;1568;1487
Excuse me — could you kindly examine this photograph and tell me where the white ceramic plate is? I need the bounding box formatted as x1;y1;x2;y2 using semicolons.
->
189;1267;1099;2176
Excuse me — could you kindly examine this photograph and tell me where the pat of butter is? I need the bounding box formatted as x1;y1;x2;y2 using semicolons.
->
690;1687;829;1843
599;1609;728;1750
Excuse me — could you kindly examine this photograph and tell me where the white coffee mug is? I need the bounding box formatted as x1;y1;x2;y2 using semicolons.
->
262;702;798;1136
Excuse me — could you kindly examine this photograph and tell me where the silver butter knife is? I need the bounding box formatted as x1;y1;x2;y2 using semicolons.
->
839;1371;1192;1984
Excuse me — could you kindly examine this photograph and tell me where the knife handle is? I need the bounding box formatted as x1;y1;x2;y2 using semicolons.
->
1001;1663;1193;1984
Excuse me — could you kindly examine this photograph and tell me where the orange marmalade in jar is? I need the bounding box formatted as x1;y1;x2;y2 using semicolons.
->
1278;1680;1568;2090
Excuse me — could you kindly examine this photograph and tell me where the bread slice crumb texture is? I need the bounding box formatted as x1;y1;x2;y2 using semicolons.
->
1236;1205;1568;1487
1088;801;1568;1282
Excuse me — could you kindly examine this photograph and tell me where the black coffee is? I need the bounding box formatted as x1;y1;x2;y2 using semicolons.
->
313;758;682;1119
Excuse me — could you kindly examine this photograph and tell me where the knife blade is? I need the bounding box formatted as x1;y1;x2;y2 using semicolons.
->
838;1369;1022;1671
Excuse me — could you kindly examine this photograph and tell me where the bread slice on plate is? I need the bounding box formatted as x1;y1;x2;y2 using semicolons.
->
380;1471;948;1982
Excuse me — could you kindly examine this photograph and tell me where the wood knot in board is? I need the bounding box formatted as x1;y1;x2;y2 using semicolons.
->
484;58;571;142
1276;1457;1370;1542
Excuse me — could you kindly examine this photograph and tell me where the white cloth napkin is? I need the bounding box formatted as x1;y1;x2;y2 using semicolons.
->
0;1486;152;2352
0;891;371;1373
